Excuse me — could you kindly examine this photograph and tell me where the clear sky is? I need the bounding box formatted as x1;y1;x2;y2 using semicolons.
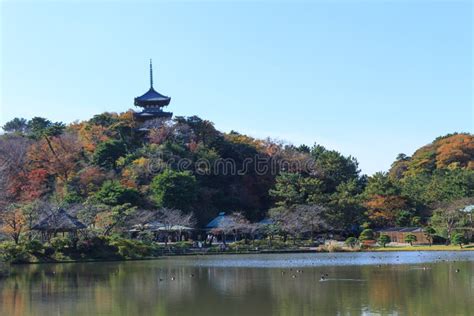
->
1;0;472;175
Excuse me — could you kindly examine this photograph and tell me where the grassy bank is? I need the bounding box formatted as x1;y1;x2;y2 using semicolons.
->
371;244;474;251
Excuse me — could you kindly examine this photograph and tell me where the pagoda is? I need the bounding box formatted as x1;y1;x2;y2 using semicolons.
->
134;60;172;121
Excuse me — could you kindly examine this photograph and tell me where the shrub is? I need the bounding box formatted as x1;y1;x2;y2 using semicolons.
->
172;241;193;250
0;241;30;263
50;236;73;252
404;234;417;246
377;235;391;247
345;237;358;248
107;237;154;259
451;233;467;248
24;240;44;255
359;229;374;241
76;236;119;259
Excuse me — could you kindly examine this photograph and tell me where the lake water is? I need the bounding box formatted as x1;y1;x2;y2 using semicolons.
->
1;251;473;315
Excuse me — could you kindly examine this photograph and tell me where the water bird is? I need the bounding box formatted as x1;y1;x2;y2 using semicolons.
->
455;269;460;273
190;274;195;277
291;274;297;278
159;278;163;282
296;269;302;273
319;276;326;281
170;276;176;280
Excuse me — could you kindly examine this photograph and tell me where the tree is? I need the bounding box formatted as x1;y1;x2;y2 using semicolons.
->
0;135;30;209
94;181;140;206
423;226;436;246
365;195;409;227
0;205;26;244
292;204;329;241
28;132;83;183
378;235;391;247
423;169;474;204
430;198;473;240
150;169;197;212
269;172;324;207
345;237;358;248
310;145;360;192
404;234;417;246
363;172;410;227
154;208;196;245
2;118;28;134
328;179;365;231
269;207;301;244
451;233;467;248
27;117;65;140
269;204;328;244
359;229;374;241
92;139;127;169
94;203;137;236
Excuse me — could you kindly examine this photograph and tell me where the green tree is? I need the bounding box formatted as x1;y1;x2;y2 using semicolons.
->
359;228;374;241
27;117;65;140
345;237;358;248
2;118;28;134
377;234;391;247
311;145;360;192
396;210;413;226
94;181;140;206
92;139;127;169
451;233;467;248
364;172;400;197
423;226;436;246
269;172;324;207
150;169;197;211
423;169;474;204
327;179;365;231
404;234;417;246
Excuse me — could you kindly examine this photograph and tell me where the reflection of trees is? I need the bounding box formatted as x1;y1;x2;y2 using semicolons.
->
1;258;473;315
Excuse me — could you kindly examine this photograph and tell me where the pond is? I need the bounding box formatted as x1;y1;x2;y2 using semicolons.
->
1;251;473;315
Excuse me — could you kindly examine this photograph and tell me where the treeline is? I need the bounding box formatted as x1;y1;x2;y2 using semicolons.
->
0;113;473;242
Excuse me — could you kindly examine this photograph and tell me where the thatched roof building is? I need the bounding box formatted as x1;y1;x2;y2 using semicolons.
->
32;209;86;232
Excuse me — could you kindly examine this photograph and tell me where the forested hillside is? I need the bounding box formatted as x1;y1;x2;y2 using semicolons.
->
1;113;473;239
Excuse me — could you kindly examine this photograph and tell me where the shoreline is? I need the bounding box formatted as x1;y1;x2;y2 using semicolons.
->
4;244;473;266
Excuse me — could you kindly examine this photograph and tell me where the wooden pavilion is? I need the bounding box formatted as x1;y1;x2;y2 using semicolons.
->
31;209;87;240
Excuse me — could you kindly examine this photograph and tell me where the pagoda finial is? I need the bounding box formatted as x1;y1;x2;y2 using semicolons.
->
149;59;154;88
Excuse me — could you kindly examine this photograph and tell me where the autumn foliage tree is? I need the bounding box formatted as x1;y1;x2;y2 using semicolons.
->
0;205;27;244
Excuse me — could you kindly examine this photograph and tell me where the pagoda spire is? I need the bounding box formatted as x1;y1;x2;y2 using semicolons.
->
149;59;154;88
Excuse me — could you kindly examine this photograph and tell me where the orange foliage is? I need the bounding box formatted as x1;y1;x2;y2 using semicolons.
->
225;133;266;152
20;169;49;201
27;133;83;183
365;195;408;227
0;207;26;243
435;134;474;169
77;124;111;152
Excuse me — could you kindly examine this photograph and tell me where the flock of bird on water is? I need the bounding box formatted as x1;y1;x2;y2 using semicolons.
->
157;253;463;283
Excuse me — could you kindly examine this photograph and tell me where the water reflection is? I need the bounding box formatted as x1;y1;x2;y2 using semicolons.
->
1;252;473;316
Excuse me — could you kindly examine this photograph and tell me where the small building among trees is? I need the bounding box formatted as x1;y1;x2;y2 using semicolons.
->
32;209;86;240
375;227;429;245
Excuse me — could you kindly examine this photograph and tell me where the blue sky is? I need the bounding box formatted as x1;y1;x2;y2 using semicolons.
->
1;0;472;175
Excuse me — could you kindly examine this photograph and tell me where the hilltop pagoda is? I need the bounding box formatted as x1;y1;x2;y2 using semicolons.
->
134;60;172;121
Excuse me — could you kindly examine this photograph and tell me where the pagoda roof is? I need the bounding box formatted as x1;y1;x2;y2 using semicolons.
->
134;87;171;107
134;60;171;107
